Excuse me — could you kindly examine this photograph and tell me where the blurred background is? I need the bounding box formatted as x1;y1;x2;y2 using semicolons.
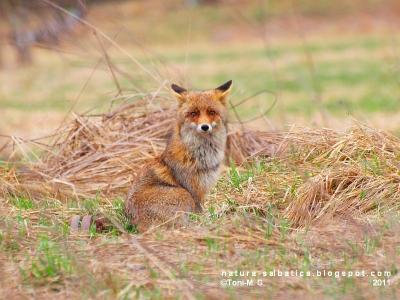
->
1;0;400;140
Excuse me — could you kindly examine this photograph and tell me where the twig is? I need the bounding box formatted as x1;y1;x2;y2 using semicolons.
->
93;31;122;96
40;0;161;84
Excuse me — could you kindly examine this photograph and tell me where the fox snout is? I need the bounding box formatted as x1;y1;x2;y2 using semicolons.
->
192;122;217;133
198;123;211;133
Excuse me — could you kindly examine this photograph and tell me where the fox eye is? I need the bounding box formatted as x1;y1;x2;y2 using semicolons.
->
190;111;198;117
208;110;216;116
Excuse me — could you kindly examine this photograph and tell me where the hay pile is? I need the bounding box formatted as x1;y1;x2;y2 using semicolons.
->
212;124;400;226
1;100;399;226
284;125;400;225
5;100;278;200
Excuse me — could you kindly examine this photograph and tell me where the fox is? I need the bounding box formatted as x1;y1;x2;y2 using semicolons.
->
125;80;232;232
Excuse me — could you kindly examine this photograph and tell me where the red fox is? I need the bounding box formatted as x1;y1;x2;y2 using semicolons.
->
125;80;232;232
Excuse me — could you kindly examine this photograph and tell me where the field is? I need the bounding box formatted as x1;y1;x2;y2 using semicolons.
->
0;1;399;299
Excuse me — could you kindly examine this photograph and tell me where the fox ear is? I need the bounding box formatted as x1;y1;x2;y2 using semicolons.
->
171;84;187;103
214;80;232;104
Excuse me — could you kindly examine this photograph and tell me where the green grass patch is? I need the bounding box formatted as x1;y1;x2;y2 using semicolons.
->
20;235;74;285
10;196;34;210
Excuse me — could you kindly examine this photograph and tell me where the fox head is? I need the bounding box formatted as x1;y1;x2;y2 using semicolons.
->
171;80;232;138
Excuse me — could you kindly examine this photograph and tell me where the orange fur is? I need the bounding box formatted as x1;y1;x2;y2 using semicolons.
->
125;80;232;232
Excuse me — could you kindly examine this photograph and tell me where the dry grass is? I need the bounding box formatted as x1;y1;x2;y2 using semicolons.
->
1;96;277;200
281;125;400;225
0;100;399;298
1;100;400;227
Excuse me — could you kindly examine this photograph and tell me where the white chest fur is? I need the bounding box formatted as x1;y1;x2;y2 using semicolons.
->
198;167;222;193
180;124;227;194
190;136;225;192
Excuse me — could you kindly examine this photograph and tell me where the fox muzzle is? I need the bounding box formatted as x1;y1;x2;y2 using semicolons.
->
197;123;213;133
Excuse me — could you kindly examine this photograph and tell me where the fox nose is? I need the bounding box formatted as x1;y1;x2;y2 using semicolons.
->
200;124;210;132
